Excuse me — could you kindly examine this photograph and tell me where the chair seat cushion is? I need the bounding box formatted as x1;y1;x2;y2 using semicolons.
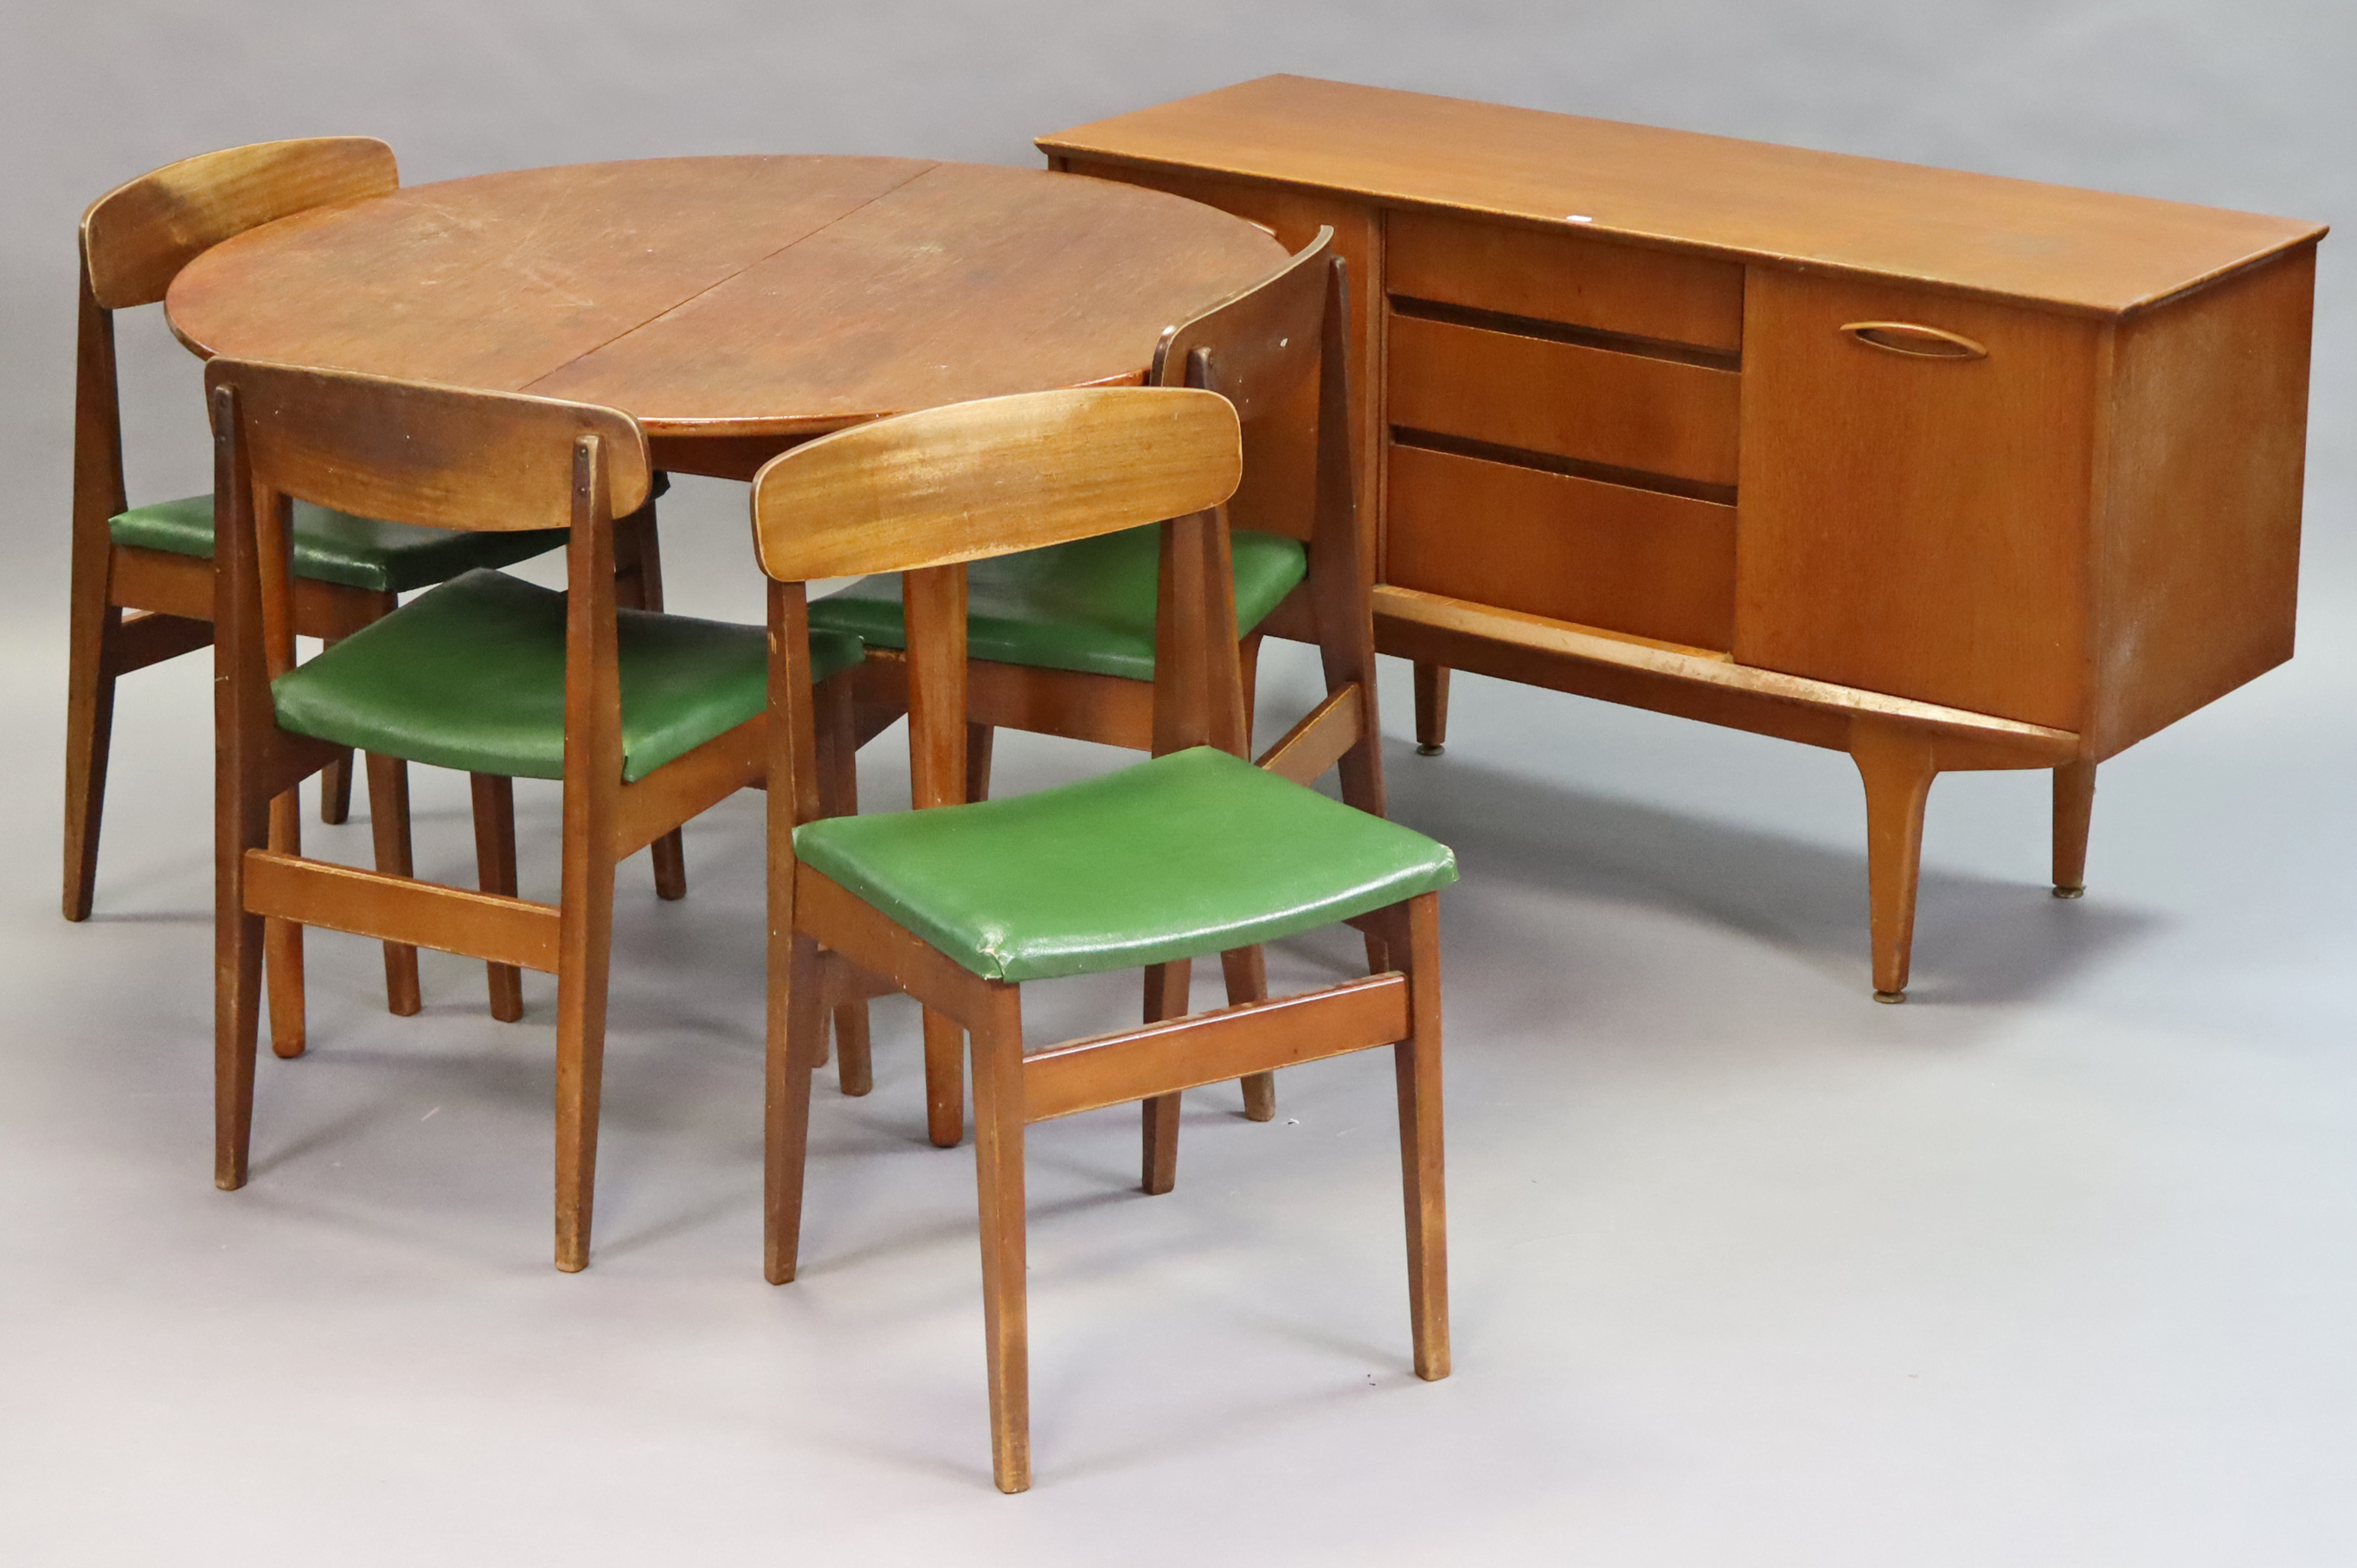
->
273;569;864;782
793;746;1456;983
807;525;1308;682
110;493;570;594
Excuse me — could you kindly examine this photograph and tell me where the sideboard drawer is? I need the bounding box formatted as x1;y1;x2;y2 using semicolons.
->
1389;313;1740;488
1389;209;1744;350
1386;441;1735;649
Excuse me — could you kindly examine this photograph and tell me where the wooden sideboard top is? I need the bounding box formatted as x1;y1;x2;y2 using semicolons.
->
1040;75;2326;318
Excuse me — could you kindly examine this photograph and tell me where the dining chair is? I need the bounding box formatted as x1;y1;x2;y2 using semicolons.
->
811;229;1385;1141
755;385;1454;1493
66;136;684;1047
207;357;864;1272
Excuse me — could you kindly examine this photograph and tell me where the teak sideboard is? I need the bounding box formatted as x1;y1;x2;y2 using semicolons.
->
1041;75;2325;1000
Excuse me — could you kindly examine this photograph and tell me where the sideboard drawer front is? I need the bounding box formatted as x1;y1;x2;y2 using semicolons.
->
1389;209;1744;350
1389;314;1741;488
1735;269;2098;729
1387;442;1735;649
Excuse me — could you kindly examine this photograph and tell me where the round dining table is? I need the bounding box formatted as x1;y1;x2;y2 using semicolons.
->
166;155;1289;479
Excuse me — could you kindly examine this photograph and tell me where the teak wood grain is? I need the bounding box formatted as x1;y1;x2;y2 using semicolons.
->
1735;271;2100;730
1044;75;2324;997
165;157;1287;469
1389;314;1741;488
1387;208;1744;350
1041;74;2323;317
1386;443;1736;650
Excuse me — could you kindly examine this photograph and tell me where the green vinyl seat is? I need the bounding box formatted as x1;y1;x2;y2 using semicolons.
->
807;524;1308;681
793;745;1458;983
110;493;573;595
273;569;865;782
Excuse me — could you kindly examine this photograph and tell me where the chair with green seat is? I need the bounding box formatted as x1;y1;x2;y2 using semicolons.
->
812;228;1387;1141
208;357;864;1272
64;137;683;1043
757;385;1454;1494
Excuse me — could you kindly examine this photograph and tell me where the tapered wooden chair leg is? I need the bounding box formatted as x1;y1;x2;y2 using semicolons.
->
363;754;424;1016
923;1010;966;1147
965;722;996;803
812;675;872;1095
1239;633;1262;742
1140;959;1191;1193
470;773;525;1021
215;746;269;1192
2053;761;2096;898
319;749;355;824
216;893;266;1193
1413;663;1449;755
265;792;308;1058
61;604;119;922
648;831;689;901
1851;720;1940;1003
552;847;618;1274
1395;892;1450;1380
832;1005;874;1096
614;500;689;904
766;934;826;1284
970;985;1031;1494
1220;947;1276;1121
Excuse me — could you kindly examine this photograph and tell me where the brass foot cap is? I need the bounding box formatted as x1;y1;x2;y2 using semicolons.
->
1872;989;1907;1005
2052;884;2085;900
1416;742;1445;756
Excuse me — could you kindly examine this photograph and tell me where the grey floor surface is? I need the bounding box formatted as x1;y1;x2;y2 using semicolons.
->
3;479;2353;1565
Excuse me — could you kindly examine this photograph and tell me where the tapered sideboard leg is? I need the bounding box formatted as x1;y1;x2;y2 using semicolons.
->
2052;761;2096;898
1414;663;1450;755
1850;720;1940;1003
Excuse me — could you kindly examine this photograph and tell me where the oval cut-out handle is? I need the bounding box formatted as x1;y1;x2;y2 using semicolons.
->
1841;321;1988;361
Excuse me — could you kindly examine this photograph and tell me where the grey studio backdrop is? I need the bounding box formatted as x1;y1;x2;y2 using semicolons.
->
2;4;2353;1566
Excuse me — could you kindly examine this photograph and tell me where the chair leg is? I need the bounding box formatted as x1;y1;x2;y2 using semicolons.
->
1394;891;1450;1381
1413;663;1449;756
965;721;995;803
765;933;827;1285
2053;761;2096;898
923;1011;966;1147
818;678;871;1096
1239;633;1262;744
833;1004;874;1097
613;500;689;903
319;749;355;825
265;793;307;1059
648;830;689;901
970;984;1031;1494
61;600;120;922
363;755;424;1017
470;774;525;1022
1140;959;1191;1194
552;836;619;1274
216;759;269;1193
1221;947;1276;1121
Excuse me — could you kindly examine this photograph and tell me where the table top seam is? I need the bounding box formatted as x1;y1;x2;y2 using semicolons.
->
515;159;944;403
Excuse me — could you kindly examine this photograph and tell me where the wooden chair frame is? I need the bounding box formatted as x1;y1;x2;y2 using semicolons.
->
754;387;1446;1494
65;138;679;1047
209;359;823;1272
843;229;1386;1147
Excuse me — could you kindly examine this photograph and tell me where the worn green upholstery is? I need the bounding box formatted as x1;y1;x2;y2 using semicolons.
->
273;569;864;783
109;493;570;594
794;746;1456;983
807;525;1307;682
